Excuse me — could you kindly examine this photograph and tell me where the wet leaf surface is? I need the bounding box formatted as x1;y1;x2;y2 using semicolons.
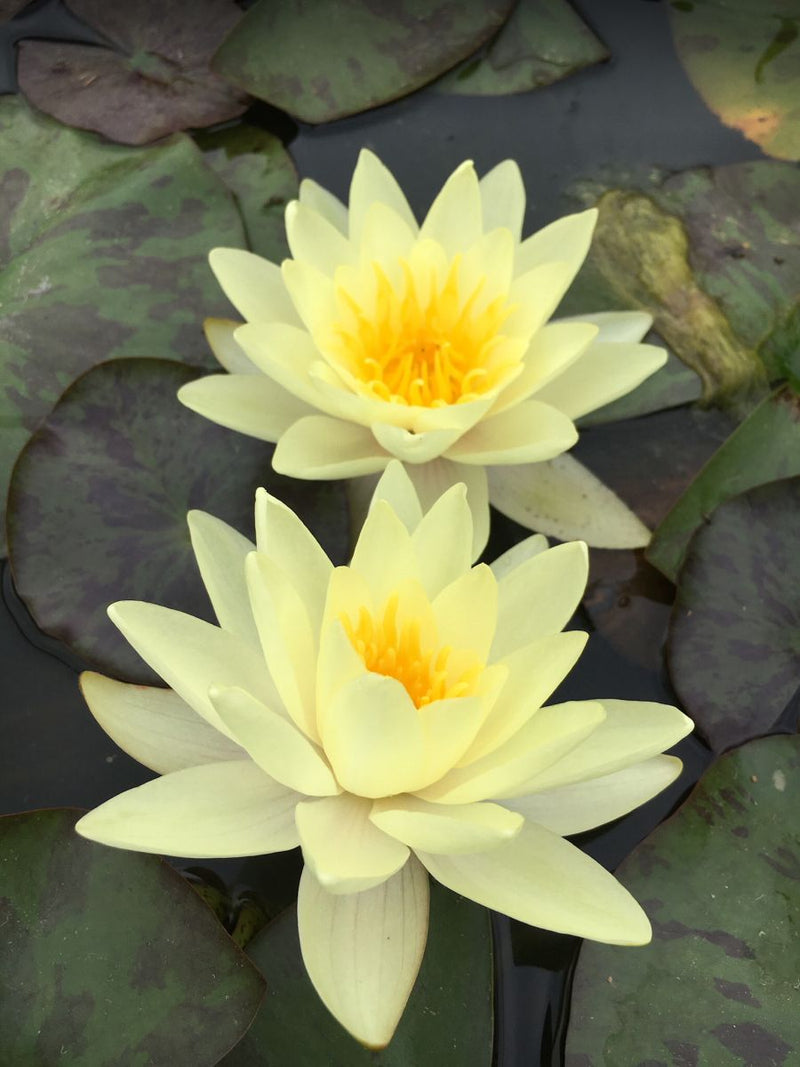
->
648;386;800;583
565;733;800;1066
669;0;800;161
0;96;244;551
7;359;349;685
667;475;800;753
0;808;264;1067
222;880;493;1066
438;0;607;95
197;123;297;262
212;0;516;123
16;0;248;145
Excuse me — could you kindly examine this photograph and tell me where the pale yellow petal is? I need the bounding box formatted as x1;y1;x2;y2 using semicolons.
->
286;199;355;275
348;148;418;244
233;322;329;410
370;460;423;532
490;533;548;582
515;208;598;286
418;819;650;945
420;160;481;256
558;309;653;344
76;761;301;858
417;695;488;786
273;416;390;478
480;159;525;239
459;227;515;309
489;321;598;415
178;373;311;441
504;262;574;340
203;318;258;374
80;672;245;774
444;399;577;465
371;421;465;464
411;483;472;597
371;796;522;854
405;459;490;560
350;498;419;604
209;247;299;325
186;510;258;648
299;177;348;234
316;615;370;720
296;793;409;893
297;858;429;1049
281;258;337;337
359;202;417;269
432;564;497;661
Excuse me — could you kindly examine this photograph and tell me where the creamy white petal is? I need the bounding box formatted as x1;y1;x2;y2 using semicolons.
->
480;159;525;239
405;459;490;560
273;416;390;478
420;160;482;256
558;310;653;344
297;858;429;1049
444;399;577;465
178;374;310;442
488;455;651;548
490;533;548;582
209;248;299;325
299;177;348;234
371;795;522;854
204;318;259;374
186;510;258;647
515;209;598;286
348;148;418;244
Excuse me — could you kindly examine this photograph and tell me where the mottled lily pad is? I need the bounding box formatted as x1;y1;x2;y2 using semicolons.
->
0;96;244;552
0;808;264;1066
212;0;516;123
565;733;800;1066
0;1;27;19
16;0;248;145
197;123;297;262
669;0;800;161
439;0;608;96
648;386;800;583
6;359;349;685
667;476;800;753
223;880;493;1065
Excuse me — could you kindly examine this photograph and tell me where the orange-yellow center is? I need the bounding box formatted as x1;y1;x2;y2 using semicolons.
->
341;594;481;708
333;257;516;408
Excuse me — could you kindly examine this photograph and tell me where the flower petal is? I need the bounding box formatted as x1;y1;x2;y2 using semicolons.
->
490;533;548;582
480;159;525;239
411;483;472;597
234;322;330;410
432;563;497;661
558;309;653;344
286;199;355;276
210;685;339;796
76;761;301;858
371;421;466;464
488;455;652;548
297;858;429;1049
420;160;482;256
204;318;259;374
359;202;418;268
209;248;299;325
417;818;650;945
489;321;598;415
348;148;418;244
273;416;390;478
178;374;311;441
445;399;577;465
299;177;348;234
505;755;683;835
186;510;258;647
504;262;575;340
350;497;419;604
491;540;588;660
296;793;409;894
281;258;337;337
371;795;522;854
316;614;370;716
370;460;423;532
418;695;489;785
515;209;598;287
79;672;246;774
405;458;490;560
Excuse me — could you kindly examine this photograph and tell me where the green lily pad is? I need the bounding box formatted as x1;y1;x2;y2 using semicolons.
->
223;880;493;1065
648;386;800;583
196;123;297;262
669;0;800;161
0;808;264;1067
6;358;349;685
666;476;800;754
0;96;245;553
439;0;608;96
565;733;800;1065
212;0;516;124
16;0;248;145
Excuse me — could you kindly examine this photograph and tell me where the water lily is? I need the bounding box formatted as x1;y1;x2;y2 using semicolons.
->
178;150;666;555
76;463;691;1048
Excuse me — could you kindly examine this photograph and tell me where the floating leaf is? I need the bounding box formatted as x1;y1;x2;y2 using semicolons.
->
197;123;297;262
667;476;800;753
16;0;248;145
212;0;515;123
439;0;608;96
223;880;493;1065
7;359;349;685
0;808;264;1066
669;0;800;161
648;385;800;582
565;733;800;1065
0;96;244;551
0;1;27;19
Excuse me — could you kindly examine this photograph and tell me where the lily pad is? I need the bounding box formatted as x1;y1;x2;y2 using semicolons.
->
0;808;264;1066
6;358;349;685
16;0;248;145
565;733;800;1066
439;0;608;96
212;0;516;124
0;1;27;19
223;880;493;1065
0;96;244;552
196;123;297;262
669;0;800;161
667;476;800;754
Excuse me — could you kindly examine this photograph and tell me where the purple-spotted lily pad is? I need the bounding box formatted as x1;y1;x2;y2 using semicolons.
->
669;0;800;161
6;359;349;685
212;0;516;123
565;733;800;1065
223;880;493;1066
0;96;244;552
667;475;800;753
0;1;26;19
438;0;608;96
16;0;248;145
0;809;264;1066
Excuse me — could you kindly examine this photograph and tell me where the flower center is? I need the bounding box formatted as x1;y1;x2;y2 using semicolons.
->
341;594;481;708
332;257;517;408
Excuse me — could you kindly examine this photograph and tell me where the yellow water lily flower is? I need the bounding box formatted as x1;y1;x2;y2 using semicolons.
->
178;150;666;555
76;463;691;1048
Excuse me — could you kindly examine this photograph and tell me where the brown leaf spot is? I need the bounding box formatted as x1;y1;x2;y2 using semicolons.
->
714;977;762;1007
712;1021;793;1066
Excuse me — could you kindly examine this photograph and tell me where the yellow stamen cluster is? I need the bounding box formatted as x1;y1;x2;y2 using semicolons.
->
333;257;516;408
341;594;481;708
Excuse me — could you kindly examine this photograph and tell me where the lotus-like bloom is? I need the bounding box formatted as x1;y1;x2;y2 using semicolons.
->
76;464;691;1048
178;151;666;554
